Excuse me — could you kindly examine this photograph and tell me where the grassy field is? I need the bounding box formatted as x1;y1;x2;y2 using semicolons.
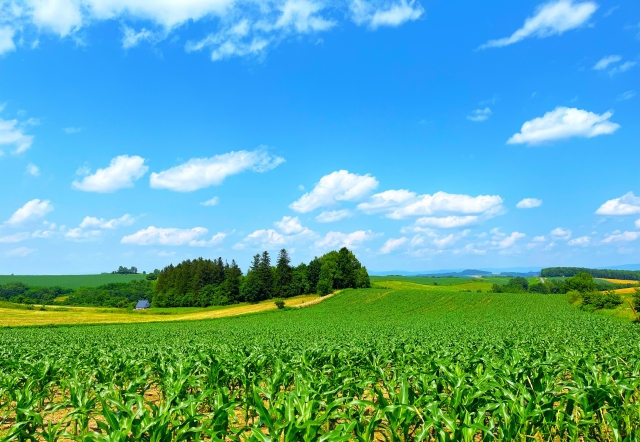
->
0;295;320;327
2;281;640;439
0;273;147;288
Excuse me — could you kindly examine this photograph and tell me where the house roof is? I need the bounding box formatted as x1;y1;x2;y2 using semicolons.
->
135;300;151;309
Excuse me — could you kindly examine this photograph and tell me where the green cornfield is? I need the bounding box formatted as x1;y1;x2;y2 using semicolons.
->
2;286;640;441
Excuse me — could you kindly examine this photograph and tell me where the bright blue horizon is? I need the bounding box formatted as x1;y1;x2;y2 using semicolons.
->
0;0;639;274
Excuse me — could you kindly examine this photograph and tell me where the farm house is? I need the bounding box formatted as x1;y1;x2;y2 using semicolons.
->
135;300;150;310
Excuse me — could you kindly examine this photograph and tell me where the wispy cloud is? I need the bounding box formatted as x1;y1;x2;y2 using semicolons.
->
479;0;597;49
467;108;492;122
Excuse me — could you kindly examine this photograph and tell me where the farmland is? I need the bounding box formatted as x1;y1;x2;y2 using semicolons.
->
2;281;640;440
0;274;146;289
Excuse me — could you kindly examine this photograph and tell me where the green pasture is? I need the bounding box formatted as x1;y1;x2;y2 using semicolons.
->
0;273;147;288
2;283;640;439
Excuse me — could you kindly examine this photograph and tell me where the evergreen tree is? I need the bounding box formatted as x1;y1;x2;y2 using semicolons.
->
242;254;262;303
257;251;274;300
275;249;294;298
307;257;321;293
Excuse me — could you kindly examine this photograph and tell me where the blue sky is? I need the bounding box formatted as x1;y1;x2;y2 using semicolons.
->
0;0;639;274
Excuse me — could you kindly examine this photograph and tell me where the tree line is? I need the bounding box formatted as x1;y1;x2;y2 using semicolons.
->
153;247;371;308
0;280;154;308
541;267;640;281
490;274;630;294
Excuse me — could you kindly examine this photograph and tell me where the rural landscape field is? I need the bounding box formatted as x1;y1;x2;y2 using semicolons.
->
2;261;640;441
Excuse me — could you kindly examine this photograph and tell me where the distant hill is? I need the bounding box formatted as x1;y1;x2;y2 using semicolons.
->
541;267;640;281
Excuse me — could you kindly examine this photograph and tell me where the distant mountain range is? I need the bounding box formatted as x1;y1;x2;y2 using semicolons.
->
370;264;640;278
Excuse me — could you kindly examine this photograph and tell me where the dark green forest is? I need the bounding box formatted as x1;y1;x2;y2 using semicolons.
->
153;247;371;308
541;267;640;280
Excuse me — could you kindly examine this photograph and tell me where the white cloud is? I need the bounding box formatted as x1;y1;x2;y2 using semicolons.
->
315;230;376;249
609;61;637;76
150;149;284;192
508;107;620;146
617;90;635;101
291;170;378;213
6;247;35;257
532;235;546;242
274;216;305;234
201;197;220;207
0;232;31;243
495;232;526;248
568;235;590;246
63;127;82;134
479;0;597;49
65;228;102;241
72;155;148;193
516;198;543;209
189;232;227;247
593;55;621;70
379;237;407;254
596;192;640;216
551;227;572;240
433;231;468;248
359;190;504;220
0;117;34;154
467;107;492;122
316;209;352;223
26;163;40;177
79;214;135;229
235;225;315;250
636;219;640;229
122;25;156;49
413;215;479;229
0;26;16;54
121;226;224;246
5;199;53;225
351;0;423;29
603;231;640;243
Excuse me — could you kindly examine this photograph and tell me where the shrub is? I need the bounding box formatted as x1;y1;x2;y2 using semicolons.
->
274;300;285;309
317;279;333;296
566;290;581;304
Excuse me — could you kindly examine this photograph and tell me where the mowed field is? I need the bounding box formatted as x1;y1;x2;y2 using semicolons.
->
0;273;146;288
2;281;640;440
0;295;320;327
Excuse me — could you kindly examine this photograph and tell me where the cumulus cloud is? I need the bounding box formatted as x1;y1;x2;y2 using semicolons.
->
274;216;305;234
150;149;284;192
596;192;640;216
467;107;492;122
592;55;621;70
121;226;225;247
201;197;220;207
358;190;503;220
379;237;407;254
507;107;620;146
479;0;597;49
635;219;640;229
291;170;378;213
516;198;542;209
73;155;148;193
568;235;590;246
551;227;572;240
351;0;424;29
5;199;53;225
316;209;352;223
79;214;136;229
495;231;526;248
6;247;36;257
315;230;376;249
0;117;35;154
603;231;640;243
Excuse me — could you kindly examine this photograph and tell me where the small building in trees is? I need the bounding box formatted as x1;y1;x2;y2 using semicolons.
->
135;300;151;310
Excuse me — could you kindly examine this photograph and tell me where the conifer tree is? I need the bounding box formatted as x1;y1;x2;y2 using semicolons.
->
275;249;294;298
